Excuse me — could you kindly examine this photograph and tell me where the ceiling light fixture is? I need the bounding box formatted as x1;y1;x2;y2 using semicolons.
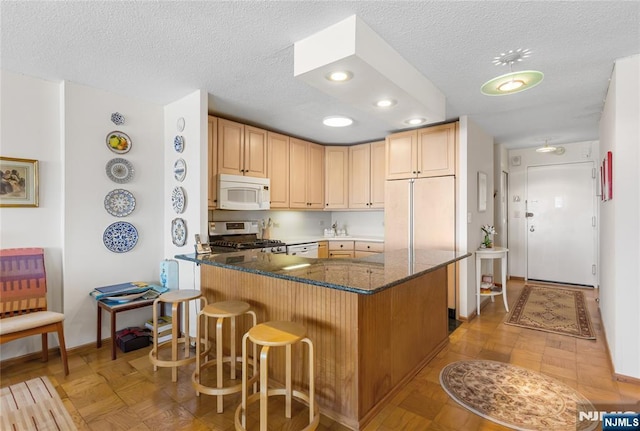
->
404;117;426;126
481;49;544;96
326;71;353;82
375;99;396;108
323;116;353;127
535;140;558;153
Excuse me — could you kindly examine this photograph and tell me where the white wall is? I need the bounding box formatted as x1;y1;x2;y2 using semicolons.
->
61;81;164;347
458;116;494;318
507;141;598;278
599;54;640;379
0;71;171;360
0;71;64;358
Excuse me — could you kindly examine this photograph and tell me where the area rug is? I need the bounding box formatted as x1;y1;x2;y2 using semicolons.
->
504;285;596;339
440;360;597;431
0;376;77;431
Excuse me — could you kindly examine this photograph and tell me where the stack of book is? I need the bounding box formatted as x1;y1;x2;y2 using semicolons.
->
90;282;168;301
145;315;173;344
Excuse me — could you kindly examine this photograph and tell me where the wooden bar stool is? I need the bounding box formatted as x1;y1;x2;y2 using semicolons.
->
149;289;206;382
235;321;319;431
192;300;257;413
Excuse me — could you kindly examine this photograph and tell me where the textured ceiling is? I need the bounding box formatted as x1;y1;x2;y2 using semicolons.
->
2;1;638;148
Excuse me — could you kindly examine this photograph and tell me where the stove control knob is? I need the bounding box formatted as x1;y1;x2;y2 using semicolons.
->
271;247;277;252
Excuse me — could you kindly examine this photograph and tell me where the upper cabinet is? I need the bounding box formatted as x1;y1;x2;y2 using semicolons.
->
208;116;218;209
290;138;324;209
325;146;349;209
217;118;267;178
386;122;457;179
267;132;290;208
349;141;385;209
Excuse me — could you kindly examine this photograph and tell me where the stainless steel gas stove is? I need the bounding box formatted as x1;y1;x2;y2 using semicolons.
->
208;220;286;254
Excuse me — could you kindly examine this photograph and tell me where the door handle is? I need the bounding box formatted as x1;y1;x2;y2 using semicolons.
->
530;225;535;232
525;212;534;218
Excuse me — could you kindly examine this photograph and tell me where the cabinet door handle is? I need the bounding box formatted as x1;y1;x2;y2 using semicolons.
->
417;170;421;174
412;171;417;174
340;244;343;248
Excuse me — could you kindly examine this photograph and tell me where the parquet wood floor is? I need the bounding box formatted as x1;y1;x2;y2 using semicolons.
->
1;280;637;430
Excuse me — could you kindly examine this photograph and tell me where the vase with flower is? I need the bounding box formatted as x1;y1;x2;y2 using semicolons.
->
481;225;497;248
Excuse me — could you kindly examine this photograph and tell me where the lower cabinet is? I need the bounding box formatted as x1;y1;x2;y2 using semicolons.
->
354;241;384;258
318;241;329;258
329;241;354;258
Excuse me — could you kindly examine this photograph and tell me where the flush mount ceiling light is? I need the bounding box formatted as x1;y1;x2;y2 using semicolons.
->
481;49;544;96
326;71;353;82
535;140;558;153
294;15;445;129
323;116;353;127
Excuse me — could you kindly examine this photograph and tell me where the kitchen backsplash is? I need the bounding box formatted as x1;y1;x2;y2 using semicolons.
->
209;210;384;239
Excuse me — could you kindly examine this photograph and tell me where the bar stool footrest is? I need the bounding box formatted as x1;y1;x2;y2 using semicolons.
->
234;388;320;431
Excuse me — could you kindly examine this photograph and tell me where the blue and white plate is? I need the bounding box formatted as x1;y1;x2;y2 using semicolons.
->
173;158;186;182
174;135;184;153
171;186;185;214
177;117;185;132
106;158;134;183
103;221;138;253
171;218;187;247
104;189;136;217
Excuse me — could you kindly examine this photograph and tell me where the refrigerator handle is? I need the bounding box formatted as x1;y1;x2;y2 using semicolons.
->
408;179;414;250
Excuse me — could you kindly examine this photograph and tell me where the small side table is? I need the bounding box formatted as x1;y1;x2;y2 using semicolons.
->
97;297;164;360
475;246;509;315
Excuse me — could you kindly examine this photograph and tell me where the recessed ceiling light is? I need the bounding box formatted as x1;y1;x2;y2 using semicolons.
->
375;99;397;108
404;117;426;126
323;116;353;127
326;71;353;82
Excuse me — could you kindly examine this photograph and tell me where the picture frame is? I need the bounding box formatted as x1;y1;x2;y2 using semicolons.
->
0;157;39;207
478;171;487;212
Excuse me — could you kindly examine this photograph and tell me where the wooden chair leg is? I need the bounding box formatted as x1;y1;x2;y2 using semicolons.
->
56;322;69;376
41;333;48;362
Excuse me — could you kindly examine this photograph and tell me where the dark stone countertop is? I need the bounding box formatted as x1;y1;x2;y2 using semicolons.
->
176;249;471;295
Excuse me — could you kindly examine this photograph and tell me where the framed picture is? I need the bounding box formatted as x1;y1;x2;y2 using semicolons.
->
0;157;39;207
478;171;487;212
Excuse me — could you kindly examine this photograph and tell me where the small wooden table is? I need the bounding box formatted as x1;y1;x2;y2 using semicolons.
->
475;247;509;315
96;297;164;360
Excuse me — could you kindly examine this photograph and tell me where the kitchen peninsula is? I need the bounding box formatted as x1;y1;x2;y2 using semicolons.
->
176;249;469;430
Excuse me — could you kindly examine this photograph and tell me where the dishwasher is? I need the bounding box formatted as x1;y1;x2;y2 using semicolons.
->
286;242;319;258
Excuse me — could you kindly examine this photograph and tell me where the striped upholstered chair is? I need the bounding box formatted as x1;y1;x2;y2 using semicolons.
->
0;248;69;375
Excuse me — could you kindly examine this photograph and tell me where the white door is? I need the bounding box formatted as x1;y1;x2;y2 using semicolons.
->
526;162;596;286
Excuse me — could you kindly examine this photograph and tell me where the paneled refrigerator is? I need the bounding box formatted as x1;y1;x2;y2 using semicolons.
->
384;176;456;309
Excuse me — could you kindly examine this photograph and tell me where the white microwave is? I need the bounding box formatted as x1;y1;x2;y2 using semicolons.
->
218;174;270;210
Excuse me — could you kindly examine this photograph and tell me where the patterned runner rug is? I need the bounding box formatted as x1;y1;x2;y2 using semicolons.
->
440;360;598;431
1;376;77;431
504;285;596;339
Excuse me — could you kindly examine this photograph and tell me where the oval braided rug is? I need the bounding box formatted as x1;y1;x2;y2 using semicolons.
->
439;360;597;431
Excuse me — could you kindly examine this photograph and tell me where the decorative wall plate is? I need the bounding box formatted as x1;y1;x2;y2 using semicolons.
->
173;158;186;182
174;135;184;153
106;131;132;154
106;158;134;183
171;218;187;246
104;189;136;217
177;117;185;132
103;221;138;253
111;112;125;126
171;186;186;214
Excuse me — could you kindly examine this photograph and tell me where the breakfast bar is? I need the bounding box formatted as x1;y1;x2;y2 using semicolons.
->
176;249;470;430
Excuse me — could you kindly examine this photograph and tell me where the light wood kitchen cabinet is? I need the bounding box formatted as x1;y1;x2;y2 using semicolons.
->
329;240;354;258
325;146;349;209
354;241;384;258
290;138;324;209
386;122;456;179
208;116;218;209
318;241;329;258
217;118;267;178
267;132;289;208
349;141;385;209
